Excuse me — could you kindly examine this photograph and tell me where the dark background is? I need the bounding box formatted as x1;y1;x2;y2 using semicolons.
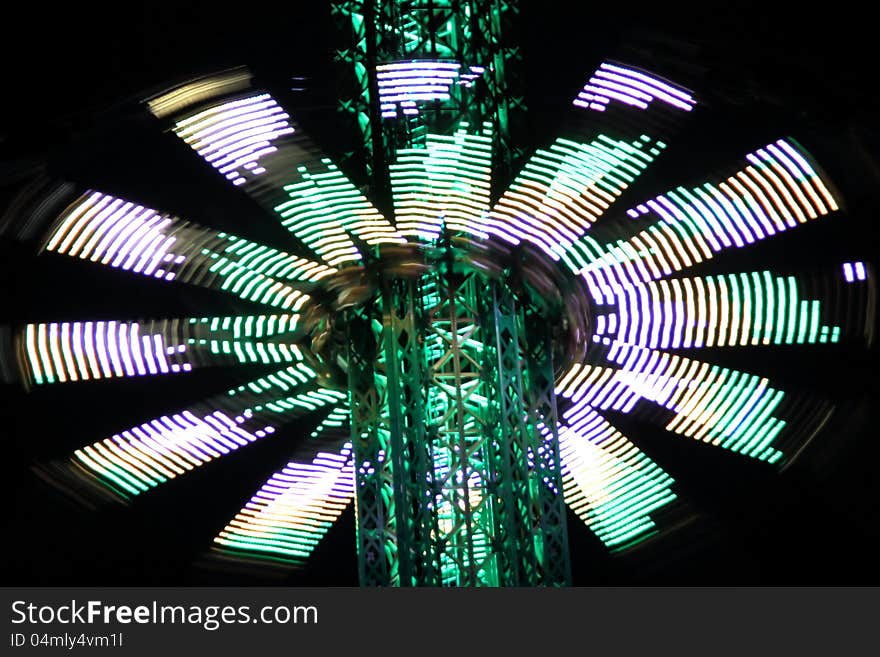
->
1;2;878;585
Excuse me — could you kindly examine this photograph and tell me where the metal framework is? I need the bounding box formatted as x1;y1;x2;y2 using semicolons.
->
334;0;569;586
345;251;570;586
332;0;527;194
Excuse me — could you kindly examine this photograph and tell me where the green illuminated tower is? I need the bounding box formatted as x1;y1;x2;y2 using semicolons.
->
332;0;571;586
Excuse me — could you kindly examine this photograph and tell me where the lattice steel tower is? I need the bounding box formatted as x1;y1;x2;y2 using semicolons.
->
332;0;572;586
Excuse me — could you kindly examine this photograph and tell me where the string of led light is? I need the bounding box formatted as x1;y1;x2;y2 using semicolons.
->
558;411;676;549
487;134;664;261
71;367;346;499
390;121;493;240
570;139;838;283
43;191;330;309
377;60;485;118
21;314;304;385
214;432;355;564
592;271;842;350
574;62;696;113
557;345;787;463
275;160;405;263
162;89;405;266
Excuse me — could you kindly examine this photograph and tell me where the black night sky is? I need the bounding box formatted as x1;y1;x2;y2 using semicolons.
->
1;2;878;586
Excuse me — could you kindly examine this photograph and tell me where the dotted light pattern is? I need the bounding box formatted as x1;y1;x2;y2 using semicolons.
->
72;367;347;499
186;314;301;340
172;93;295;187
308;405;349;438
390;122;492;240
559;411;676;549
183;314;306;368
593;272;842;350
377;60;485;118
486;134;663;261
43;191;329;310
574;62;696;113
22;315;306;385
569;139;838;279
558;346;786;463
275;160;405;265
214;438;355;564
168;322;304;368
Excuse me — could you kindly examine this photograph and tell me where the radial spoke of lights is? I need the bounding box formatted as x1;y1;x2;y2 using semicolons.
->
390;121;493;240
571;138;838;282
274;159;405;264
487;134;665;260
43;190;332;310
591;270;843;350
213;422;354;566
66;366;346;500
19;314;306;386
574;62;696;113
558;344;791;463
168;92;296;188
559;410;676;550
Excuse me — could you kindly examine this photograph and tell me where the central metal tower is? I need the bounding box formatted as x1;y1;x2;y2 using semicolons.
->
333;0;571;586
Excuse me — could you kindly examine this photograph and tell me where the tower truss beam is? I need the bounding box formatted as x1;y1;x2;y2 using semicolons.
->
347;251;570;586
